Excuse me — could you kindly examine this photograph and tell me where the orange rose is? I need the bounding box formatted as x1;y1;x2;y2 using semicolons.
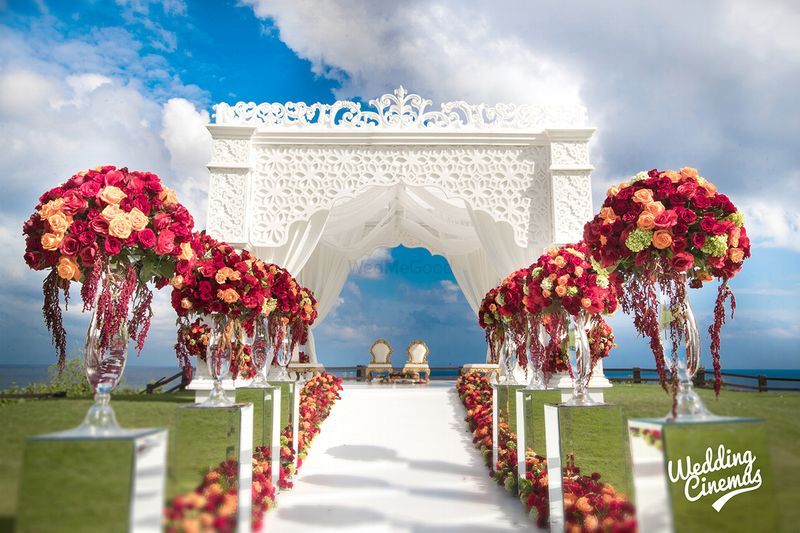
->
98;185;127;205
637;212;656;230
101;204;124;222
180;298;192;310
728;226;741;248
581;297;592;309
633;188;654;204
644;201;665;215
557;274;570;286
663;170;680;183
41;232;63;251
555;285;567;297
698;272;714;282
47;212;71;233
108;215;132;239
171;275;184;289
178;242;194;261
652;229;673;249
574;266;583;276
680;167;698;179
599;235;607;245
607;185;620;197
698;178;717;196
576;496;593;513
128;207;149;231
56;255;81;281
217;288;240;304
728;247;744;263
159;186;178;206
599;206;618;224
215;267;232;284
542;289;551;298
39;198;64;219
584;515;600;531
553;256;566;268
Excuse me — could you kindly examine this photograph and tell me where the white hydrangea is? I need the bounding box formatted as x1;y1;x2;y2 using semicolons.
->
540;278;554;291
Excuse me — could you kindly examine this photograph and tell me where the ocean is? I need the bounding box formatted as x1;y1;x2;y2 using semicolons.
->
0;365;182;391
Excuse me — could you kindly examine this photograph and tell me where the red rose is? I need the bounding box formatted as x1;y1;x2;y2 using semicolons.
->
675;206;697;225
671;252;695;272
79;245;98;266
677;181;698;198
62;192;88;215
79;180;101;198
78;230;96;246
138;228;156;248
104;169;125;186
699;216;719;234
654;210;678;229
154;212;171;231
132;195;151;215
24;251;42;269
155;229;175;255
59;235;80;256
691;233;706;248
692;192;711;209
90;216;109;235
104;237;122;255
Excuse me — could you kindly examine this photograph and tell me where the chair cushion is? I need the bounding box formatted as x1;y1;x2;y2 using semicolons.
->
367;363;393;369
403;363;429;369
408;341;428;363
370;340;392;364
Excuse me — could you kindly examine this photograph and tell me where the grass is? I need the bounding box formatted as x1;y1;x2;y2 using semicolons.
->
0;384;797;530
512;384;800;531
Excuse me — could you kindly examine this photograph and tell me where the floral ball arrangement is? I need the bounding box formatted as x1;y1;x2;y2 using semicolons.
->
174;318;211;379
583;168;749;393
523;242;619;381
477;268;528;365
22;165;194;368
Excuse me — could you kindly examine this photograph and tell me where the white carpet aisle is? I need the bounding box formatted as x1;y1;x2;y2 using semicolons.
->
264;381;534;533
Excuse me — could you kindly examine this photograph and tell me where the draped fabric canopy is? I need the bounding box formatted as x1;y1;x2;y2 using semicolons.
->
251;184;542;363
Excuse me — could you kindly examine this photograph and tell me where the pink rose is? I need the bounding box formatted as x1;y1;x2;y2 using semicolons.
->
89;216;109;235
62;192;88;215
155;229;175;255
138;228;156;248
104;170;125;186
104;237;122;255
654;210;678;229
79;180;101;198
154;212;171;231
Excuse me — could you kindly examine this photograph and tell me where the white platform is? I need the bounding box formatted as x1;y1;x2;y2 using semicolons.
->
264;381;537;532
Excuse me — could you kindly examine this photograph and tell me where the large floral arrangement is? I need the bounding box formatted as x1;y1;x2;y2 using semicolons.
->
524;243;619;381
264;266;318;353
22;166;194;368
583;168;749;393
477;268;529;364
456;372;636;531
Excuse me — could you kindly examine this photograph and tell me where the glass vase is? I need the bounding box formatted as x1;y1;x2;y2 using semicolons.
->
78;273;128;435
499;329;521;385
526;320;547;390
271;324;293;382
564;310;600;406
249;316;271;387
658;280;711;419
201;313;234;407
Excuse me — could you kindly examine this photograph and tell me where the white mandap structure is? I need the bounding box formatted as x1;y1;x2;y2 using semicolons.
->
197;87;609;392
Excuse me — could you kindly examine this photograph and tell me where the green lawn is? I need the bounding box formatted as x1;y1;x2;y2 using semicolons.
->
0;385;797;531
514;384;800;531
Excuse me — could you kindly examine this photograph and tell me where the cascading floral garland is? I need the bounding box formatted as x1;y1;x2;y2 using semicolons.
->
583;167;749;395
523;242;619;383
456;372;636;531
164;373;343;532
22;166;194;368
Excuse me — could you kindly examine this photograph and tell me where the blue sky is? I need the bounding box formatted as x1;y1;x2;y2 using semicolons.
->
0;1;798;372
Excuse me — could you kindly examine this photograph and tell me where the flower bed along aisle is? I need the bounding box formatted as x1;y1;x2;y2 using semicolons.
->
165;373;343;532
456;372;636;532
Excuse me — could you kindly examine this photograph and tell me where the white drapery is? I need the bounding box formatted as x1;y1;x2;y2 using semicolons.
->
249;184;539;363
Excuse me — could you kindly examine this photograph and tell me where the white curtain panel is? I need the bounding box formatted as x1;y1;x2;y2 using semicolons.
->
251;210;330;274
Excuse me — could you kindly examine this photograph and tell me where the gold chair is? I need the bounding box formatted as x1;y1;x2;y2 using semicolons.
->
366;339;393;381
402;339;430;382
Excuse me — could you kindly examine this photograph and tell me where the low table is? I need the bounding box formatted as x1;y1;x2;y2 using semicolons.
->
375;371;428;384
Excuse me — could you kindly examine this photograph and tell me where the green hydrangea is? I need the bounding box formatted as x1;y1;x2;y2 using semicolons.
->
540;277;554;291
701;235;728;257
725;210;745;227
632;171;648;182
496;292;505;306
566;286;578;297
625;229;653;252
530;266;543;279
597;274;609;288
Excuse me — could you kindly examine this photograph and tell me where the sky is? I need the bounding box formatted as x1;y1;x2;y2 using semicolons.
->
0;0;798;373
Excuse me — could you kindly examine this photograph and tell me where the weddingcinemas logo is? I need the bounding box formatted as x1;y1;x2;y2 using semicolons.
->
668;444;762;512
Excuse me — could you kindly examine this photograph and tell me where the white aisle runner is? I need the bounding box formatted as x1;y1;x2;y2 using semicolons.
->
264;382;533;532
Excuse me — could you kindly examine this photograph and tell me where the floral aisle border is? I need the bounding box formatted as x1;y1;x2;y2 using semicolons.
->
165;373;343;532
456;372;636;531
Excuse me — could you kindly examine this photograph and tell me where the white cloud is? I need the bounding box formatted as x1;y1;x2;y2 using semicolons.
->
244;0;800;252
352;247;393;279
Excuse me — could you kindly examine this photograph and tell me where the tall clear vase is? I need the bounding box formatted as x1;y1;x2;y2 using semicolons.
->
658;280;712;419
78;275;128;435
271;324;293;382
526;321;547;390
250;316;271;387
564;310;600;406
200;313;234;407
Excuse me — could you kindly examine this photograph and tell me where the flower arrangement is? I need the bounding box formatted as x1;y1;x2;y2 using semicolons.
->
524;242;619;385
456;372;637;531
22;165;194;368
175;318;210;379
583;168;749;395
588;316;616;368
478;268;529;364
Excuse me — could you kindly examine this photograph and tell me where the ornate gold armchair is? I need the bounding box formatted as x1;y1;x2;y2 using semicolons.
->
402;339;430;382
366;339;393;381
